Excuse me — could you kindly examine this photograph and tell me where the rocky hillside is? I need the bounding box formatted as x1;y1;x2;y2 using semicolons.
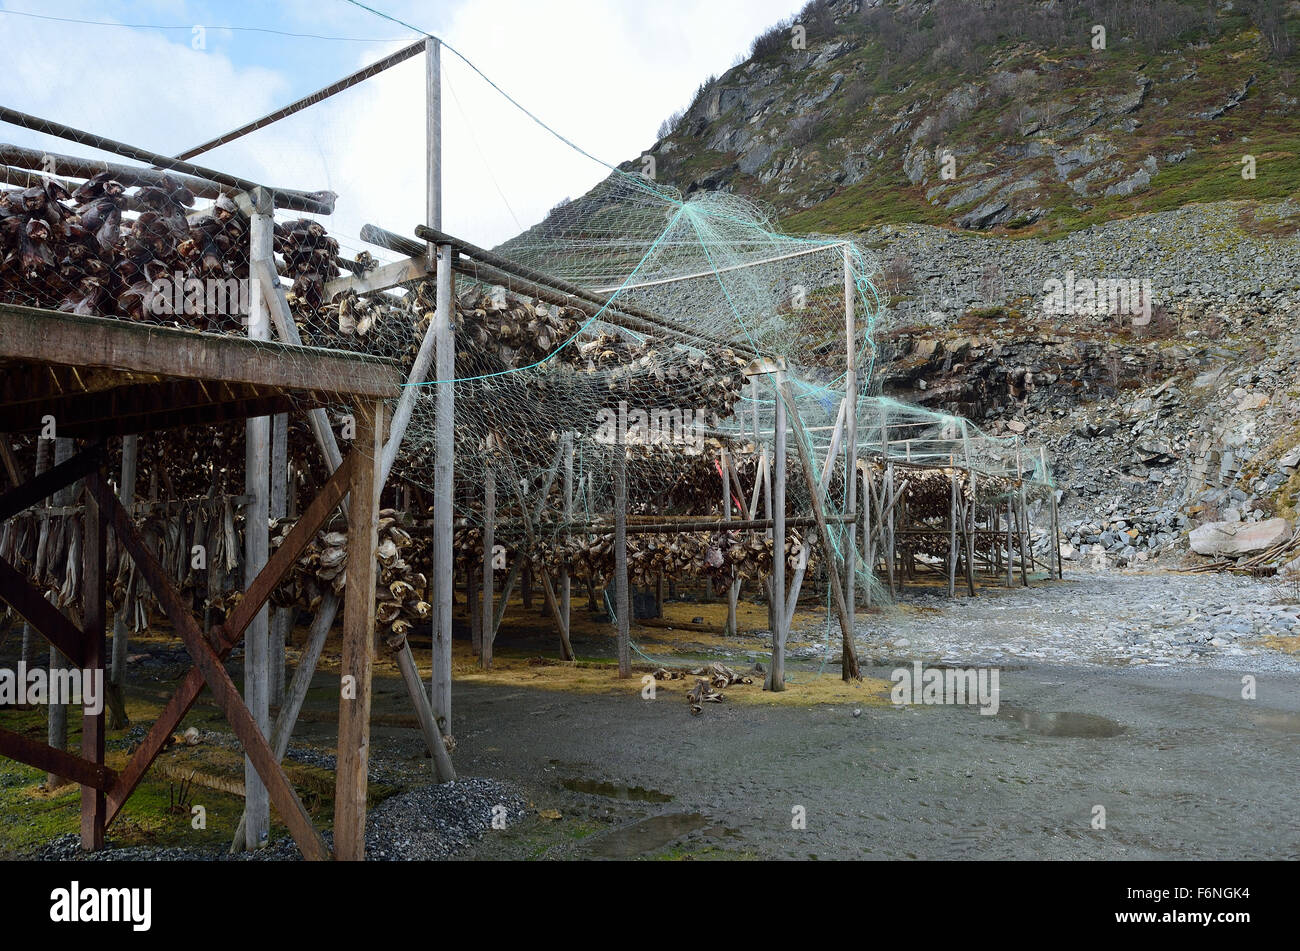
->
517;1;1300;572
646;0;1299;238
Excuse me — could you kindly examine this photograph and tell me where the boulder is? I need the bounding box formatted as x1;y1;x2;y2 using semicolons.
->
1189;518;1292;557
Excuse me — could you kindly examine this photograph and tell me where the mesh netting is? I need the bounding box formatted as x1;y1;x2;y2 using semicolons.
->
0;29;1058;640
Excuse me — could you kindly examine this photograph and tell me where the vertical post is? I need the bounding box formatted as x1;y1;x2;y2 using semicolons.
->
614;422;630;677
21;437;52;667
243;186;273;850
427;36;454;731
760;445;774;635
336;399;384;861
862;466;872;608
770;377;787;691
721;447;738;636
964;435;977;596
426;36;442;232
430;242;455;729
469;556;481;656
481;459;495;669
108;433;137;728
47;436;74;789
1016;450;1029;587
843;244;857;614
1043;446;1062;580
270;412;289;708
561;433;573;636
1005;492;1014;588
947;454;958;598
80;466;107;851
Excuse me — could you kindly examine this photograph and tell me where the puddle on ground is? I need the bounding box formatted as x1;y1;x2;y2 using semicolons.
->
1250;710;1300;733
561;778;673;802
581;812;708;858
998;706;1125;738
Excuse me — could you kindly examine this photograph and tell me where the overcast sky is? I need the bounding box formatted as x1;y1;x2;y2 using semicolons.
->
0;0;804;251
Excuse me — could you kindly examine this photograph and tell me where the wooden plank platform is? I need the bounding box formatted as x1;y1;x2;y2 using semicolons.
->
0;303;401;437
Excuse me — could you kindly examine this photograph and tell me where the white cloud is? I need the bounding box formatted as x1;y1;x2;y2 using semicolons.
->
1;0;804;252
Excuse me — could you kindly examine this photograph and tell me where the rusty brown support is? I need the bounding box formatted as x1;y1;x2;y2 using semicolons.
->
0;556;86;667
335;400;382;861
0;441;103;521
98;455;353;833
0;726;117;790
80;470;107;850
91;477;330;860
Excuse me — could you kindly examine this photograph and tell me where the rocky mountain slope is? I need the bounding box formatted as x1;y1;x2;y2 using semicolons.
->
645;0;1299;237
522;1;1300;571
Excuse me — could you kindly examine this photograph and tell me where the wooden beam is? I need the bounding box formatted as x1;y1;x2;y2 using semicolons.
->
324;255;433;299
387;633;456;783
80;470;107;850
0;304;400;399
231;590;339;852
100;455;353;828
91;479;328;859
430;243;455;728
0;727;116;790
242;193;273;851
0;556;86;667
781;379;860;681
0;441;102;523
335;399;383;861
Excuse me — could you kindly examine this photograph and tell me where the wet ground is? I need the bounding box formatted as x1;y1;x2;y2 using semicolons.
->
443;569;1300;860
450;657;1300;860
8;568;1299;860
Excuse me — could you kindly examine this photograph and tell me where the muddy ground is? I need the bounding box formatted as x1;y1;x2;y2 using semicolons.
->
4;568;1298;860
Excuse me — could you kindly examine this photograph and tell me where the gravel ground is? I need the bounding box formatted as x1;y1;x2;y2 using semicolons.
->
786;569;1300;671
35;777;528;862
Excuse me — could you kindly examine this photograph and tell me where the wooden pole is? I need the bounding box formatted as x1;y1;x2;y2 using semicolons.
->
80;467;107;850
782;379;860;681
843;244;858;615
769;382;786;691
963;430;977;596
1005;492;1015;587
426;37;442;232
231;590;339;852
45;438;75;789
614;421;630;677
241;189;273;850
561;433;573;635
1016;450;1029;587
335;399;383;861
107;434;136;729
389;633;456;782
430;243;454;729
270;413;288;708
481;460;495;668
947;454;958;597
721;447;738;636
20;437;51;667
862;466;873;608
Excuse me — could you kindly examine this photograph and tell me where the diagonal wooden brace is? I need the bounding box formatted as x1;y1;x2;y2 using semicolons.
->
91;475;330;860
0;440;103;522
0;726;117;790
94;455;354;848
0;555;86;666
